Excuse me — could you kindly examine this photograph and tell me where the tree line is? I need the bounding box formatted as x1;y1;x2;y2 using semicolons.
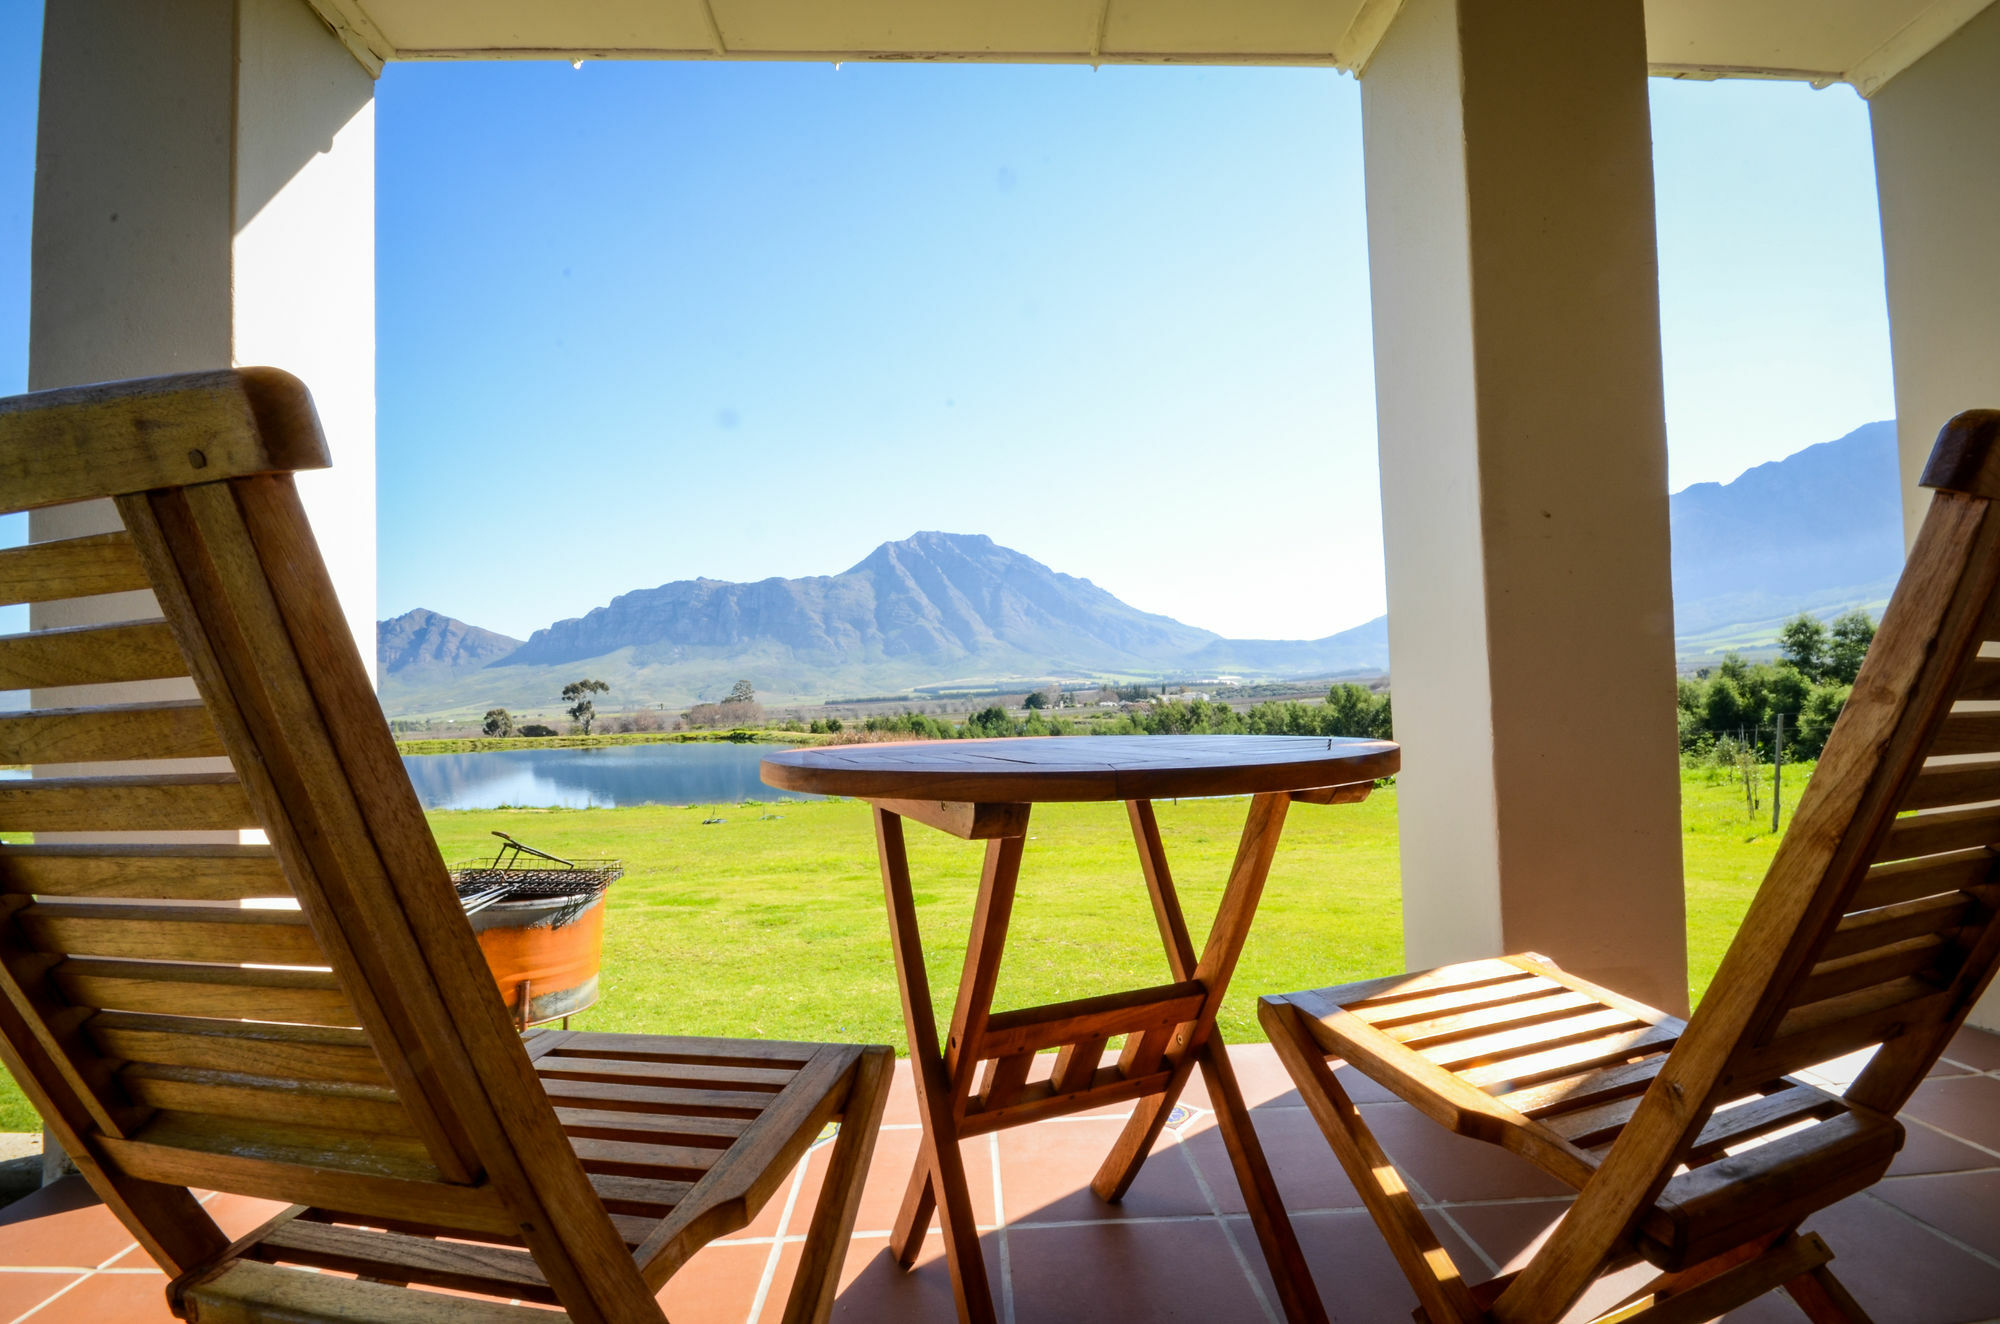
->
1677;610;1875;761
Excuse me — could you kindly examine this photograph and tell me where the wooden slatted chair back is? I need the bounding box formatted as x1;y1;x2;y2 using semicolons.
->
0;371;659;1320
1498;409;2000;1315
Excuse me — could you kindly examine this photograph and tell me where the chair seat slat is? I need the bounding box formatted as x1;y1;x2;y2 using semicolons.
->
19;900;323;965
256;1220;556;1305
0;620;183;690
0;532;149;606
0;698;223;765
0;843;287;900
0;773;256;833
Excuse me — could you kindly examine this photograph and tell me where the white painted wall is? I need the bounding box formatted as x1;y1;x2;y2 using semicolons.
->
1363;0;1689;1012
31;0;377;667
1871;2;2000;1030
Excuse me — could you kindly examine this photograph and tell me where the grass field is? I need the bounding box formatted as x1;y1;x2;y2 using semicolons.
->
0;765;1803;1133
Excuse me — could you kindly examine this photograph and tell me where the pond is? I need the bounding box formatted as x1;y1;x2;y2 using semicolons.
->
400;742;818;811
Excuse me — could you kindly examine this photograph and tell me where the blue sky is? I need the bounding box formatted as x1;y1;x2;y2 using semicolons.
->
0;7;1895;643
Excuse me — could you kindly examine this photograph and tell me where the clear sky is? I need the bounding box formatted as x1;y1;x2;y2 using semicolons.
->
0;6;1895;644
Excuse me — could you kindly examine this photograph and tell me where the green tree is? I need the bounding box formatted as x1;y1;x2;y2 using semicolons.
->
1023;690;1049;710
726;679;756;705
1826;610;1877;684
481;708;513;738
1795;683;1851;758
561;678;610;734
1702;674;1749;736
1777;615;1830;681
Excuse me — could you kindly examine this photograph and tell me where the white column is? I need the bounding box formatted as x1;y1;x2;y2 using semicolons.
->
1871;2;2000;1030
31;0;376;664
1361;0;1689;1012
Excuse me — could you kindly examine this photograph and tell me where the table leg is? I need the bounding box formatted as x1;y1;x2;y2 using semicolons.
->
873;808;998;1324
1092;794;1328;1324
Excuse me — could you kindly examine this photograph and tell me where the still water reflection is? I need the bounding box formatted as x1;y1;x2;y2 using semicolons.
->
401;743;816;811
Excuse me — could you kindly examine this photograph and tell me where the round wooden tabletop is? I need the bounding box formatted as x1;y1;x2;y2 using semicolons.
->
761;734;1400;804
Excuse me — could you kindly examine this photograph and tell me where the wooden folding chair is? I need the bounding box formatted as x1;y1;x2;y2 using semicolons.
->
0;369;892;1322
1260;409;2000;1323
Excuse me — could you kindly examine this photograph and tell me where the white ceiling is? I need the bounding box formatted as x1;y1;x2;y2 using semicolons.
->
307;0;1994;96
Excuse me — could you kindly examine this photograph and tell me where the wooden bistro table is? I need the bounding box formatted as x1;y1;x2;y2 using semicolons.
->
761;734;1399;1324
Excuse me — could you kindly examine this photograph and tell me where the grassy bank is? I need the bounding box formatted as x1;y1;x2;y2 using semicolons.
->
0;766;1804;1132
394;729;820;756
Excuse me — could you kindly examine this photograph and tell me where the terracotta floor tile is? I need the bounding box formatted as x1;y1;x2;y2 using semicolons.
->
1437;1198;1570;1275
1284;1206;1485;1323
1871;1170;2000;1262
738;1138;828;1241
1801;1193;2000;1324
880;1061;921;1128
785;1231;1002;1323
1360;1104;1574;1204
1943;1026;2000;1073
1890;1119;2000;1176
1179;1107;1364;1215
30;1268;175;1322
1005;1217;1273;1322
655;1240;770;1324
198;1192;290;1241
0;1271;83;1320
1902;1074;2000;1153
1000;1117;1211;1224
845;1125;996;1237
0;1178;137;1270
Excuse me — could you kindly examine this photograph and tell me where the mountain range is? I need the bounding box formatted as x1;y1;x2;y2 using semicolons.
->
377;421;1903;716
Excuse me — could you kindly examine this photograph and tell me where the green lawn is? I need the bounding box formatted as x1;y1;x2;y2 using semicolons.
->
0;765;1806;1132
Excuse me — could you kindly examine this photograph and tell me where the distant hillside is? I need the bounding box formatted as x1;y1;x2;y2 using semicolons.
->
1670;421;1901;647
377;609;522;681
376;533;1388;716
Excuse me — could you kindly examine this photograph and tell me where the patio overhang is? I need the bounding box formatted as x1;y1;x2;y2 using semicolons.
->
25;0;2000;1031
301;0;1997;97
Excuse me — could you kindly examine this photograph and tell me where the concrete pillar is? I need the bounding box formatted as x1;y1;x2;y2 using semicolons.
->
1871;2;2000;1030
31;0;376;659
1361;0;1688;1011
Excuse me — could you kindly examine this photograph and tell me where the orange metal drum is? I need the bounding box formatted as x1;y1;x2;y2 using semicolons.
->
467;891;609;1028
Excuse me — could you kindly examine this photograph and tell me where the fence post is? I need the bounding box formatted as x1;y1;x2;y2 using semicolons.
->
1772;712;1784;833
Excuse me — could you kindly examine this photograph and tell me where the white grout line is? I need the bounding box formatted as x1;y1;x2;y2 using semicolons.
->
745;1152;814;1324
1174;1128;1280;1324
7;1242;151;1324
990;1132;1014;1324
1859;1189;2000;1274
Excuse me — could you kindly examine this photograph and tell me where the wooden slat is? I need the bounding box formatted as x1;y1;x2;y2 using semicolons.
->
551;1106;748;1148
1928;709;2000;756
1335;959;1541;1011
0;699;223;765
1877;804;2000;862
1684;1086;1842;1165
87;1012;386;1086
1744;984;1957;1085
51;957;352;1025
1422;1009;1648;1074
1498;1056;1669;1120
0;532;149;606
1820;892;1977;962
587;1172;695;1218
533;1055;795;1094
538;1032;821;1070
1790;935;1951;1007
1851;847;1995;912
0;844;288;900
1455;1023;1681;1092
976;1052;1034;1109
1955;655;2000;701
256;1220;556;1305
0;773;255;833
1352;974;1566;1029
1902;756;2000;811
1051;1036;1107;1093
179;1259;563;1324
976;980;1206;1058
1389;990;1603;1049
0;368;328;513
0;620;184;691
567;1136;727;1181
19;902;321;965
1288;782;1373;805
536;1076;777;1120
121;1064;414;1135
